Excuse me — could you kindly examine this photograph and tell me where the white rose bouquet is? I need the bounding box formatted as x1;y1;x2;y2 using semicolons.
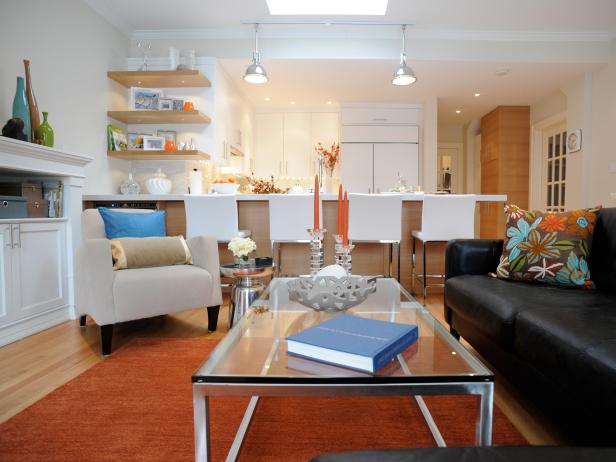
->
228;237;257;260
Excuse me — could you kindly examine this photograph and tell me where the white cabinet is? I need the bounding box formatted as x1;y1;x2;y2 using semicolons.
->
374;143;419;192
283;113;311;177
340;144;374;193
0;220;68;346
341;143;419;193
254;113;284;177
341;107;420;125
254;112;339;178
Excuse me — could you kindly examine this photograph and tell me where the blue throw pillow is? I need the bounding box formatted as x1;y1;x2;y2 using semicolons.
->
98;208;166;239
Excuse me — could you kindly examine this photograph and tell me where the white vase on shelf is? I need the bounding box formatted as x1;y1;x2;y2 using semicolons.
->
145;168;172;194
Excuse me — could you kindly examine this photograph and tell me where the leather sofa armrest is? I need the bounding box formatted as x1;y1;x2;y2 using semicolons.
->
187;235;223;307
445;239;504;279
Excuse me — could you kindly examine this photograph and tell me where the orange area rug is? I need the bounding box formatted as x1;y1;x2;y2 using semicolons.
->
0;338;526;461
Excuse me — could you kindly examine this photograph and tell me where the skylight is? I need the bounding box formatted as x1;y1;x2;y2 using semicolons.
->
266;0;388;16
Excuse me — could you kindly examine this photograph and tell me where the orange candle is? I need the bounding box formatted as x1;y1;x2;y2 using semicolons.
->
343;191;349;245
313;174;320;231
337;184;343;236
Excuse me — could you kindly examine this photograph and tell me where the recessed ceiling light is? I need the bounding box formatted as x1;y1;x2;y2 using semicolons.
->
455;109;461;114
474;92;481;97
265;97;271;101
326;101;332;105
290;101;296;105
266;0;388;15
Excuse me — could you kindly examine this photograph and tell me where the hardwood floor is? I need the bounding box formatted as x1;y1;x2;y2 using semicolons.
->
0;291;565;445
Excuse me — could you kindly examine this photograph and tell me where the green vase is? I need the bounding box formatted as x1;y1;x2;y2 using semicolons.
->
12;77;31;142
35;112;54;147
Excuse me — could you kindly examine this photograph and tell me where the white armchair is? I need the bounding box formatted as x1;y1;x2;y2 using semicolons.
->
75;208;222;355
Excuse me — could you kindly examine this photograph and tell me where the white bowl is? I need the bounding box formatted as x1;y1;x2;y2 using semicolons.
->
145;177;172;194
212;183;240;194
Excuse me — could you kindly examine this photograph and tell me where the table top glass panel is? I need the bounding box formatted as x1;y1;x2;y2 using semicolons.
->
193;278;493;384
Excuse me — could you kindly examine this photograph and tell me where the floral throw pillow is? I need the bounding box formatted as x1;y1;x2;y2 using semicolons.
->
496;205;600;289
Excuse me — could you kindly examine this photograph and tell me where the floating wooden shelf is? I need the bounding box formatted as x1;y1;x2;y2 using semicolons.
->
107;70;211;88
108;150;210;161
107;110;211;125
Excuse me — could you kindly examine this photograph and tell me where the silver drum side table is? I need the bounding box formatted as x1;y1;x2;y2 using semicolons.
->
221;265;274;328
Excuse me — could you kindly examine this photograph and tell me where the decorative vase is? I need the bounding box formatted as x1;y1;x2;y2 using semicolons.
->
120;172;141;195
23;60;40;142
145;168;172;194
35;111;54;147
12;77;31;142
234;256;255;268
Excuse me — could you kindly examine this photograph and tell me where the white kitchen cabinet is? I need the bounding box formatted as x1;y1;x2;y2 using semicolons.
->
373;143;420;192
254;113;284;177
0;219;68;346
340;143;374;193
341;125;419;143
254;112;339;178
283;113;311;177
341;107;420;125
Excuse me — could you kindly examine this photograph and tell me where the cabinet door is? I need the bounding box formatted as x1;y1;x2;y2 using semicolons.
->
13;221;67;319
373;143;419;192
311;113;340;175
254;113;284;178
0;225;12;327
340;143;374;193
283;113;311;177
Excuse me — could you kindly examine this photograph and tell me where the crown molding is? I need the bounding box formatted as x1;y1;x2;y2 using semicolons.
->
132;27;614;43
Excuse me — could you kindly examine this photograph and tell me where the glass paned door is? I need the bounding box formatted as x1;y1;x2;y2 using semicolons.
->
543;124;567;212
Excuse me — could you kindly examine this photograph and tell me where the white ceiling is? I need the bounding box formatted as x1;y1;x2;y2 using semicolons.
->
86;0;616;33
220;59;599;124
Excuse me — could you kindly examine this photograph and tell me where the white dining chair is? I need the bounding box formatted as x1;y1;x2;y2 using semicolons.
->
411;194;476;303
268;194;322;276
184;195;250;242
348;193;403;281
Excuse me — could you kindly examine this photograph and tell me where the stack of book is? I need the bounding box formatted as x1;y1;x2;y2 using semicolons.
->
286;314;418;373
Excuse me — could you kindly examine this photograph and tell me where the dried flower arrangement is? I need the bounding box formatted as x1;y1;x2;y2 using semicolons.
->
315;142;340;176
250;175;288;194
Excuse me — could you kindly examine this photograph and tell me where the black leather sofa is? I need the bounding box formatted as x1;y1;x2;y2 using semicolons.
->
444;207;616;444
310;447;616;462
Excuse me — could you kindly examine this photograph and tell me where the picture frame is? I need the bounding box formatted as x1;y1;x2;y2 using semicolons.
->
107;125;127;151
129;87;163;111
158;98;173;111
172;99;184;111
127;133;150;150
157;130;177;144
567;129;582;153
143;135;165;150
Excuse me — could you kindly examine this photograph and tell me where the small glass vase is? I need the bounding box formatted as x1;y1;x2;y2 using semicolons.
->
35;111;54;147
235;256;255;269
120;172;140;195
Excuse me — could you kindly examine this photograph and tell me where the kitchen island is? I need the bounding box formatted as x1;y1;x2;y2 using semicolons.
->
83;193;506;292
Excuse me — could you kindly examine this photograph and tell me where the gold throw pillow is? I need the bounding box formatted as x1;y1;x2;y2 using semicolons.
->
110;236;193;270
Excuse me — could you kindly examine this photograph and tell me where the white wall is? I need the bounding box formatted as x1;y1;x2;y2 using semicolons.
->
437;123;464;143
0;0;129;194
530;89;567;125
423;97;438;193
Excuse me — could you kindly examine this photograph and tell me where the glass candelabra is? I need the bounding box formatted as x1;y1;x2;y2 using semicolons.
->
307;228;325;277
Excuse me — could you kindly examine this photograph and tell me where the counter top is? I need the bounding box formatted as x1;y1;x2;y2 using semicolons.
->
83;193;508;202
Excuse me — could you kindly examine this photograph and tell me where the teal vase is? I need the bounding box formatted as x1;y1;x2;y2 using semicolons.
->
35;112;54;147
12;77;31;142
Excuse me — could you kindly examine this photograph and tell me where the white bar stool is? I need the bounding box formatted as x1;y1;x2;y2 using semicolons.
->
411;194;476;303
268;194;321;276
348;194;403;281
184;195;250;242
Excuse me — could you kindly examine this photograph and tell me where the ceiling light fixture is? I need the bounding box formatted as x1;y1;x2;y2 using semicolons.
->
326;101;332;105
266;0;388;16
264;96;271;101
455;109;461;114
474;92;481;97
243;24;268;84
290;101;296;105
392;25;417;86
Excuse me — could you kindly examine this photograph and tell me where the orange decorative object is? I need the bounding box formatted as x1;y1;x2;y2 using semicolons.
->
343;191;349;245
164;139;177;151
337;184;343;236
183;101;195;111
313;175;320;231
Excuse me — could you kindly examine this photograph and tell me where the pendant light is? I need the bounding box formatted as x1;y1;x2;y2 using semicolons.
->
392;25;416;86
244;24;268;84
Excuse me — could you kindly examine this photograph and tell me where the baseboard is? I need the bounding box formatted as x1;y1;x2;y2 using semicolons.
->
0;305;71;347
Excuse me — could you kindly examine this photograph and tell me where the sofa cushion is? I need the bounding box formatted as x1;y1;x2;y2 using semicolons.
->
112;265;212;323
98;207;166;239
110;236;192;270
496;204;600;289
445;275;612;350
514;297;616;412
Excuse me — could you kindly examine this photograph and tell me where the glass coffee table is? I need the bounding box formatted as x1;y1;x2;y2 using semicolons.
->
192;278;494;462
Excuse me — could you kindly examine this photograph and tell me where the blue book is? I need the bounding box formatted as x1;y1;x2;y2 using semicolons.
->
286;314;418;373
